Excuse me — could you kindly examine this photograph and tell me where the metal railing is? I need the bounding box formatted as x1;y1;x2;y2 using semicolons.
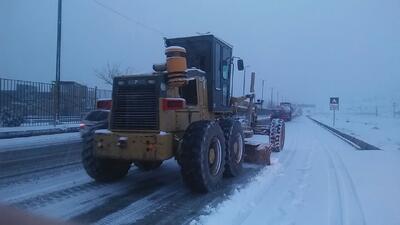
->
0;78;111;127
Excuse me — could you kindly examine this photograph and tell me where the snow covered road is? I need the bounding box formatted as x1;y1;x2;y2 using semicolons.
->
0;134;262;224
198;116;400;225
1;116;399;225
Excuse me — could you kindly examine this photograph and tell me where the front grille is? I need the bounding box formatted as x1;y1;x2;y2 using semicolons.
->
111;81;159;130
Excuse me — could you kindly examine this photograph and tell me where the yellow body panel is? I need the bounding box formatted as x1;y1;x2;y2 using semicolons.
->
94;131;174;161
93;76;213;162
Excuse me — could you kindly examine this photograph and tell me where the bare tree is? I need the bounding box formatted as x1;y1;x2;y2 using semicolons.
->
95;63;134;86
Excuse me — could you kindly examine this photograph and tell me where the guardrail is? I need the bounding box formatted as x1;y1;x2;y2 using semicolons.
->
307;116;380;150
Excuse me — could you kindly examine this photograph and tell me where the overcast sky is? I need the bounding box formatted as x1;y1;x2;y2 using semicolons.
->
1;0;399;109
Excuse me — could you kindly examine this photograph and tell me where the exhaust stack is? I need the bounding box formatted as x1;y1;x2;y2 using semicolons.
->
250;72;255;93
165;46;187;88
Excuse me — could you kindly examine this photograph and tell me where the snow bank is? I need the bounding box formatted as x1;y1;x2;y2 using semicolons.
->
245;134;269;146
312;113;400;150
0;132;81;153
0;124;78;133
0;124;79;139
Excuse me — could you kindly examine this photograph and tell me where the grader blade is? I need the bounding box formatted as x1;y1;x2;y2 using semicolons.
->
244;135;272;165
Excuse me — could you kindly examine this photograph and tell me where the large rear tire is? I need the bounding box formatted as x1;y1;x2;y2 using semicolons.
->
219;119;244;177
134;160;163;171
82;133;131;182
270;119;285;152
180;121;226;193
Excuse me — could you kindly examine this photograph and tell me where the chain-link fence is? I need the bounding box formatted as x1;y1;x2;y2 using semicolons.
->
0;78;111;127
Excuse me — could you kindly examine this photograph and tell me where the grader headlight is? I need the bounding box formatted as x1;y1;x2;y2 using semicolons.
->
162;98;186;111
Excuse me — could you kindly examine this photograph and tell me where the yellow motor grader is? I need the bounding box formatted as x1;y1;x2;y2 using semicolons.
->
82;35;285;193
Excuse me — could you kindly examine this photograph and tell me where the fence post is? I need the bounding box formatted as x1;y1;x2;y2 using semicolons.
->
94;86;98;109
53;82;56;126
0;78;2;112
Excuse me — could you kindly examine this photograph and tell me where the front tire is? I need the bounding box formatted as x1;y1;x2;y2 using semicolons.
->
270;119;285;152
219;119;244;177
180;121;226;193
82;133;131;182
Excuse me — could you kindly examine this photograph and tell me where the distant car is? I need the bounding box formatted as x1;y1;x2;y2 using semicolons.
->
265;108;282;120
80;99;112;138
279;102;293;121
80;110;109;138
279;105;292;121
265;106;291;122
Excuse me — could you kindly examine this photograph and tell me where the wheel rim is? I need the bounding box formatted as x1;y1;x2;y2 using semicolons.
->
233;134;244;163
208;137;222;176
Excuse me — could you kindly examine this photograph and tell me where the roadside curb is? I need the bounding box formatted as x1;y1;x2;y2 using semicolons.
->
0;127;80;139
307;116;380;150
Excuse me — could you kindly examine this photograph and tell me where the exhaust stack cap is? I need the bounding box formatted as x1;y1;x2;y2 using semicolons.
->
165;46;187;88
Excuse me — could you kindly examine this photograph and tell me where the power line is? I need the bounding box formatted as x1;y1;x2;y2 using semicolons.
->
92;0;166;37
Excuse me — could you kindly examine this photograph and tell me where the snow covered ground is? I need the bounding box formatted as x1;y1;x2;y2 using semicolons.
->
312;112;400;151
195;116;400;225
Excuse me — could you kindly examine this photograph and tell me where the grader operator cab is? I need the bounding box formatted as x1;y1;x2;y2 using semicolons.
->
82;35;285;193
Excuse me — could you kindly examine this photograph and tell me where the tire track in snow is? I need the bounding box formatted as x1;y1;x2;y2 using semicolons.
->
317;123;367;225
70;163;261;224
10;166;175;211
256;120;315;225
11;180;110;210
0;163;83;190
91;182;184;225
134;166;261;225
235;123;300;225
71;173;183;224
320;141;345;225
0;164;87;202
0;141;82;179
285;139;315;210
0;161;81;180
327;149;366;225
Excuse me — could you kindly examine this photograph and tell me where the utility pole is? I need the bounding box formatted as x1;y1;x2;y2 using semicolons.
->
54;0;62;126
333;109;336;127
393;102;396;118
261;80;265;109
242;67;246;95
270;87;274;107
276;91;279;105
230;60;235;97
242;65;250;95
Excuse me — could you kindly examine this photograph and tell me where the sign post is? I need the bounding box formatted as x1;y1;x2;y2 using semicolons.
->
330;97;339;127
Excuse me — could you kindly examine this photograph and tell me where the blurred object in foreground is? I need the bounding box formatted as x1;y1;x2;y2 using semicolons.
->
0;204;77;225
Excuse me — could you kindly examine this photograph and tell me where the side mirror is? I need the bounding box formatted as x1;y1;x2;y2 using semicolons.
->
237;59;244;71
